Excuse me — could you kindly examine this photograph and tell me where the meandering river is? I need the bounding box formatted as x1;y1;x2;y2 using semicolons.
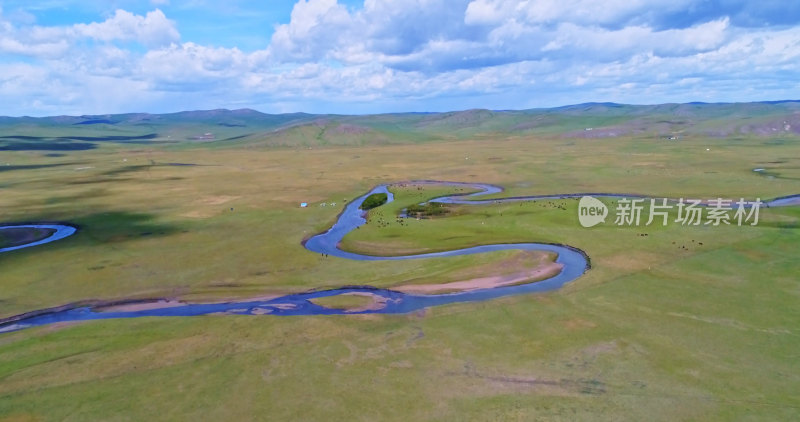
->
0;224;77;253
1;182;798;333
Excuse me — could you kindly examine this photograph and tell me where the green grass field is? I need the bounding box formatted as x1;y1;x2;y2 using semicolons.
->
1;114;799;420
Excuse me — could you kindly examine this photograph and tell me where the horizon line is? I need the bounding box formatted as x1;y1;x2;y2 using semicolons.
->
3;99;800;119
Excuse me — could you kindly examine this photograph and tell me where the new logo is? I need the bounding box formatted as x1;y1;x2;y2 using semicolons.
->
578;196;608;227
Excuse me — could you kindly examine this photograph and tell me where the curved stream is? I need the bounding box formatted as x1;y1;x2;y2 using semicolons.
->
2;182;798;333
0;224;77;253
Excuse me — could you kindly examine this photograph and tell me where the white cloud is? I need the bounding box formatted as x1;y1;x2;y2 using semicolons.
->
268;0;353;62
260;0;733;73
73;9;179;47
0;8;179;59
539;18;730;59
140;42;247;86
0;34;70;57
466;0;697;27
2;1;800;115
464;0;514;25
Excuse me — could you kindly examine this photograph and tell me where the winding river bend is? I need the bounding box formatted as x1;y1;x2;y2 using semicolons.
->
2;182;798;333
0;224;77;253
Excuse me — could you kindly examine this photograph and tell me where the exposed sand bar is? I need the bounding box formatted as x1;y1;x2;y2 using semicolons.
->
96;299;184;313
395;262;564;295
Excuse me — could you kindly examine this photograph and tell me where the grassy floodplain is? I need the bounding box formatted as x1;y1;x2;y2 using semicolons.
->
0;108;799;420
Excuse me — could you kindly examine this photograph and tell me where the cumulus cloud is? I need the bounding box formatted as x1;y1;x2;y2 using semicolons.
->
1;1;800;115
268;0;354;62
0;8;179;59
539;18;730;59
73;9;179;47
263;0;736;72
0;34;71;57
140;43;248;87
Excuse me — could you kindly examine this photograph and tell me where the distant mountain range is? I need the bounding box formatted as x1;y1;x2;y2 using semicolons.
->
1;101;798;151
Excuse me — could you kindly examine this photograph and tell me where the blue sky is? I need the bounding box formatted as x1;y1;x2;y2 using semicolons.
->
0;0;799;116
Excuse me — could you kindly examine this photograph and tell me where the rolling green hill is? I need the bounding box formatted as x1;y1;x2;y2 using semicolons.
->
1;101;799;152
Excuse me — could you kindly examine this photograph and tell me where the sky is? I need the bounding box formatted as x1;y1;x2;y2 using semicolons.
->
1;0;799;116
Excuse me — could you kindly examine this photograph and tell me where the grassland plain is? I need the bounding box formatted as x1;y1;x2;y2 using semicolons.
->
0;127;799;420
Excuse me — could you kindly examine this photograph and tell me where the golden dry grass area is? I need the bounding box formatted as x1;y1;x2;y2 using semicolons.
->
1;132;799;420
